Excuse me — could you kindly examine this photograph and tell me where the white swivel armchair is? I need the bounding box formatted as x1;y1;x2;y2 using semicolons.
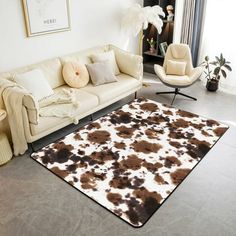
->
154;43;203;104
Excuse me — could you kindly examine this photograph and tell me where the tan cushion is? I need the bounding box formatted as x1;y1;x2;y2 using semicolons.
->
62;62;89;88
91;50;120;75
81;74;141;104
86;61;117;86
166;60;186;76
163;44;193;76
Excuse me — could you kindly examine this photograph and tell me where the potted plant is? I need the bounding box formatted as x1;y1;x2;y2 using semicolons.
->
201;54;232;92
147;37;157;54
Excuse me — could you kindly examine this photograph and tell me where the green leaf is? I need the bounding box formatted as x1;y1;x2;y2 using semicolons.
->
222;58;226;66
224;64;232;71
220;53;223;59
221;69;227;78
214;67;220;75
215;56;220;61
205;56;209;61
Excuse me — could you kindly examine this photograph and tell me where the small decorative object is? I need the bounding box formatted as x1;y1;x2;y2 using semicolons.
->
63;62;90;88
121;4;165;54
147;37;157;53
201;54;232;92
166;5;174;21
159;42;168;56
22;0;71;37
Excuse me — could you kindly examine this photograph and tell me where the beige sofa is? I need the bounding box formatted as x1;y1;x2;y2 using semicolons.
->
0;44;143;155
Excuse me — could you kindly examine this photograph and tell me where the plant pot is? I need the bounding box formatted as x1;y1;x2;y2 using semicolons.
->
206;80;219;92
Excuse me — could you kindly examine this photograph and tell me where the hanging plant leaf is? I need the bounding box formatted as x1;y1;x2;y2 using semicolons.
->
224;64;232;71
221;69;227;78
214;67;220;75
220;53;224;60
222;58;226;66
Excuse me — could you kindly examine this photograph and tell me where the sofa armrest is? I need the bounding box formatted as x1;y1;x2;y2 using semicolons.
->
154;64;167;81
189;66;203;81
23;94;39;125
109;45;143;80
0;78;39;125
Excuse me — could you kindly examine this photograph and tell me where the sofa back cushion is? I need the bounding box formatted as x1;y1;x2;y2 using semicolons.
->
0;45;110;91
0;58;64;89
60;45;109;66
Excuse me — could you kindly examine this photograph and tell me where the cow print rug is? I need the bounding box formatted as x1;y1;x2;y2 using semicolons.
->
31;98;228;227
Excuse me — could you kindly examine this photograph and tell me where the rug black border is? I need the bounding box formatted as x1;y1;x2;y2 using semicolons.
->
30;97;230;228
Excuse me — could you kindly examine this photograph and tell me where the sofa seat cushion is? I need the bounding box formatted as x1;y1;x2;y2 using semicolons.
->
81;73;141;104
30;87;99;135
162;75;194;86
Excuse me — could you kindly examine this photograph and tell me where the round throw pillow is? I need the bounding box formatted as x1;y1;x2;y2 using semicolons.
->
62;62;89;88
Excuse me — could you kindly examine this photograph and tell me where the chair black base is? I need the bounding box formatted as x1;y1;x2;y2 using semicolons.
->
156;88;197;105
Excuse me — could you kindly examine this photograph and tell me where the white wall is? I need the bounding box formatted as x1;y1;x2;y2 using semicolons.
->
0;0;141;73
199;0;236;94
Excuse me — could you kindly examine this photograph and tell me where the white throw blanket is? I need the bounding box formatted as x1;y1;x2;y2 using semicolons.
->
0;79;38;156
39;89;80;124
0;79;80;156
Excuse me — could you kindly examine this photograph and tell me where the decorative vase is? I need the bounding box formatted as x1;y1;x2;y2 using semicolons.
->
150;45;155;54
206;80;219;92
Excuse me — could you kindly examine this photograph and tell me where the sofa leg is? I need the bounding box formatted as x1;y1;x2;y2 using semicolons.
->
90;114;94;121
134;91;137;99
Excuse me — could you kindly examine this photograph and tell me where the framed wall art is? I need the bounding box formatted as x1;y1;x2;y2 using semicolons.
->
159;42;168;57
22;0;71;37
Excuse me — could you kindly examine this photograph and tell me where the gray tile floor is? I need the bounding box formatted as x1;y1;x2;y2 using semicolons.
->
1;73;236;236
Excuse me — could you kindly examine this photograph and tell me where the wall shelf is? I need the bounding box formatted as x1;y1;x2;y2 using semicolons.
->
143;0;176;74
144;51;164;58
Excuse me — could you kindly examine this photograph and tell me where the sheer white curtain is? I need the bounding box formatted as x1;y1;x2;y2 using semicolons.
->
198;0;236;94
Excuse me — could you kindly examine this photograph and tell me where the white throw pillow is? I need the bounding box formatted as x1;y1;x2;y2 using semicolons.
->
14;69;54;101
166;60;186;76
91;50;120;75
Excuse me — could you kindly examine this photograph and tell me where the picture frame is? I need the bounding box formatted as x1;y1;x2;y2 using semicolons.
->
22;0;71;37
159;42;168;57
